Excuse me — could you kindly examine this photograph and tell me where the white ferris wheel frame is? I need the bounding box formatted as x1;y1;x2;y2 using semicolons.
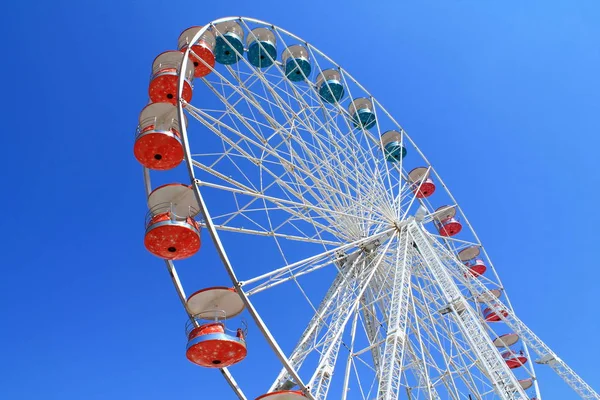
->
138;15;599;400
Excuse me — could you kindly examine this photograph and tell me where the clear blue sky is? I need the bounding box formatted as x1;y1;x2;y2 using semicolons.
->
1;1;599;399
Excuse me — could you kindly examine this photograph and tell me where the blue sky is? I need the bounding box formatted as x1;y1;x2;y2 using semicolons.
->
1;0;599;399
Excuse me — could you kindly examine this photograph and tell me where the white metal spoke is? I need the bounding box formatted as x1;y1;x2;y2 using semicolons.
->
242;229;394;296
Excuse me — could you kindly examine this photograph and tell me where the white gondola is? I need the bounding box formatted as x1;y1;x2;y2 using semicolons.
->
493;332;520;347
186;287;245;320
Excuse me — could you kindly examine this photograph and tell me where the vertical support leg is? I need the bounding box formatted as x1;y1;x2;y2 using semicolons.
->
377;228;413;399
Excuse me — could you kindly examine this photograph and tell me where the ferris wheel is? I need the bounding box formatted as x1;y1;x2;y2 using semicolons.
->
133;16;599;400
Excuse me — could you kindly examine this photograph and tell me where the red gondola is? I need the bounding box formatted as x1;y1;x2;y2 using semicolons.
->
186;322;247;368
438;217;462;236
178;26;216;78
434;206;462;237
144;212;200;259
408;167;436;198
149;51;194;105
468;259;487;277
144;184;201;260
502;350;528;369
134;103;185;170
413;178;436;198
483;306;508;322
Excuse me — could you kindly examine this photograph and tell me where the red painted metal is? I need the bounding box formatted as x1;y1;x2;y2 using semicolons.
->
181;43;215;78
186;322;247;368
144;213;200;259
502;351;528;369
412;178;436;198
148;69;193;105
134;126;183;170
255;390;308;400
483;307;509;322
469;259;487;277
438;218;462;237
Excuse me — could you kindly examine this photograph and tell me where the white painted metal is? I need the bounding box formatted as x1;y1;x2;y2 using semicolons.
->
376;230;412;399
457;245;480;261
138;102;186;129
147;183;200;217
178;26;216;50
282;44;309;63
257;391;307;400
151;50;194;80
407;167;430;183
315;69;341;87
186;287;245;319
476;289;503;303
432;205;457;221
519;378;534;390
269;253;363;393
246;27;276;47
307;250;388;399
213;21;244;40
380;130;402;147
494;333;521;348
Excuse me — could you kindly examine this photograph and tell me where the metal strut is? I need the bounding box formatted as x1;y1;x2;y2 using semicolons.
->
308;263;361;400
269;252;362;393
307;239;395;399
408;221;529;400
269;238;395;397
361;247;444;400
